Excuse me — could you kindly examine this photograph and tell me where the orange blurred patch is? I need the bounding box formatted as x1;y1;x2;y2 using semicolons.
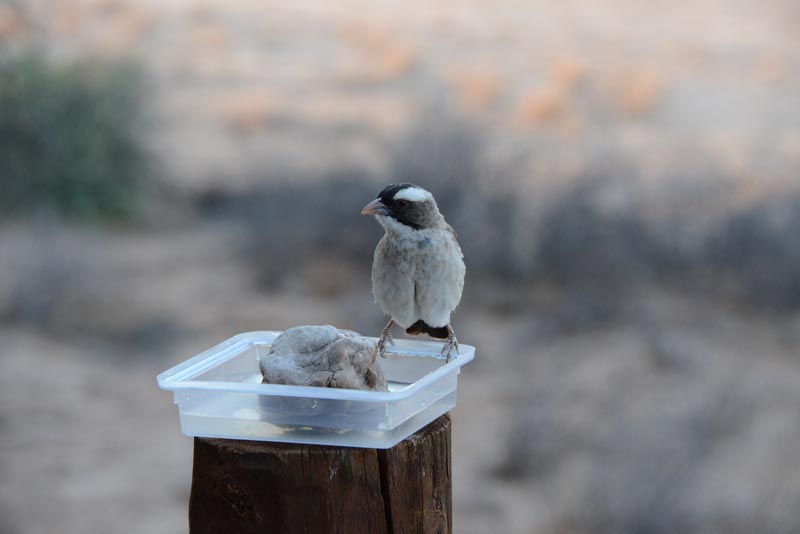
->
338;20;418;83
513;87;566;127
376;44;417;79
218;89;278;134
337;44;418;84
610;67;665;116
777;129;800;159
448;68;504;113
340;20;394;51
0;5;27;40
511;56;588;129
53;3;87;37
188;21;229;49
550;55;587;92
754;54;786;86
727;176;794;212
301;95;409;132
96;8;153;53
555;113;585;139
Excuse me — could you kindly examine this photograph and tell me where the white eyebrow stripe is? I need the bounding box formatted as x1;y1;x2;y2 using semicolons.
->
394;187;432;202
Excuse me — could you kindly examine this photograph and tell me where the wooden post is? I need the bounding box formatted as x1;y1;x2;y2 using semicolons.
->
189;414;452;534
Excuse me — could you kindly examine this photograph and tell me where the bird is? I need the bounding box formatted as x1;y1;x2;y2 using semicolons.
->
361;183;466;361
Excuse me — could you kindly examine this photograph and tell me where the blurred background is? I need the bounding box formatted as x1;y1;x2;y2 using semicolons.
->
1;0;799;532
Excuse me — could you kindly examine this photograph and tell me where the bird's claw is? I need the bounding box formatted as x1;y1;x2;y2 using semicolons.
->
441;335;459;363
377;328;395;358
376;319;396;359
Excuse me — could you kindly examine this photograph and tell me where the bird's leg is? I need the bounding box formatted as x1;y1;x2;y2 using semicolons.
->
377;319;395;358
441;324;459;363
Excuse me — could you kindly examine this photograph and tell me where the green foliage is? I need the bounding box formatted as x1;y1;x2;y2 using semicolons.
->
0;54;146;221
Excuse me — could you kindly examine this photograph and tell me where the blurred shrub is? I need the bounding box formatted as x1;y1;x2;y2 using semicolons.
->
197;171;377;290
0;53;146;221
205;109;521;292
533;180;657;292
522;179;676;328
387;110;531;280
532;180;800;313
204;106;800;314
706;193;800;310
0;224;100;328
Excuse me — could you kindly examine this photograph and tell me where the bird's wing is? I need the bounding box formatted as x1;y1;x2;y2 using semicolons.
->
414;232;466;328
446;223;458;240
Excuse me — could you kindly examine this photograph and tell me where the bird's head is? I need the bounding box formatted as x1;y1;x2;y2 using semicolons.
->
361;184;442;230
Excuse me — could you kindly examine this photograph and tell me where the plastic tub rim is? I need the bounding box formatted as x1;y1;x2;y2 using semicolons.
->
157;330;475;402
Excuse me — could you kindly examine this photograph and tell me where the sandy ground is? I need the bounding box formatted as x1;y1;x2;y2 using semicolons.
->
2;224;800;534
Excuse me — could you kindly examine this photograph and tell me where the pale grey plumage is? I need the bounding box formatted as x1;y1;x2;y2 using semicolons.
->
372;217;464;329
361;184;465;358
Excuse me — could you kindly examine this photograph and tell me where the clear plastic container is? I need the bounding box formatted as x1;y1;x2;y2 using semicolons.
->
157;331;475;449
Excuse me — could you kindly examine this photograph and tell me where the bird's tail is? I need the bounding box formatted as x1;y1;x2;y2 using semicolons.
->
405;320;449;339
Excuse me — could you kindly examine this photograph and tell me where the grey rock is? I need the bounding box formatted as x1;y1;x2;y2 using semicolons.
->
259;325;388;391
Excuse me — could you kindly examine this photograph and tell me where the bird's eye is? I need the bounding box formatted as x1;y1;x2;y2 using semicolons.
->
396;199;409;208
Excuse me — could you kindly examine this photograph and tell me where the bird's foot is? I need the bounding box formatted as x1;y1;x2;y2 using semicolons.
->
377;332;395;358
441;327;459;363
377;320;395;358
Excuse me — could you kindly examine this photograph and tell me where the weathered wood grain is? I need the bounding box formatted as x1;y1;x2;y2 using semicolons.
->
378;415;452;533
189;414;451;534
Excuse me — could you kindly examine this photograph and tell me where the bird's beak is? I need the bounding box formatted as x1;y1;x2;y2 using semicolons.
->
361;198;387;216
